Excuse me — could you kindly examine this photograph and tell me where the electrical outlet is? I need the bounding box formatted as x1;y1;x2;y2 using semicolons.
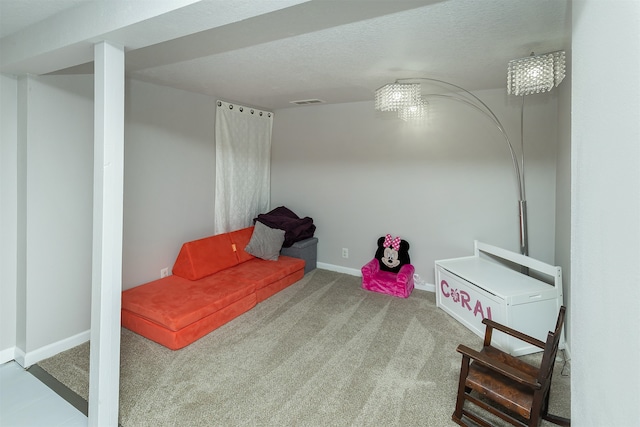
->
342;248;349;258
160;267;169;278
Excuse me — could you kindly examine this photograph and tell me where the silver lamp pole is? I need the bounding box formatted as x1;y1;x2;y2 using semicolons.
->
393;78;529;256
377;49;565;258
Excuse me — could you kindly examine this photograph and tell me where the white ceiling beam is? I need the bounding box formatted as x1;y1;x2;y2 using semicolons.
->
0;0;310;75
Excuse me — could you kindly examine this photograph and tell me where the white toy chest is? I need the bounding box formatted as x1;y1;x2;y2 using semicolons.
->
435;241;564;356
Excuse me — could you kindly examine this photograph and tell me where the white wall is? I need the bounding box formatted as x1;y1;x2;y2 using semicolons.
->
571;1;640;425
271;88;560;283
0;73;18;362
15;75;94;365
0;76;220;363
123;79;217;289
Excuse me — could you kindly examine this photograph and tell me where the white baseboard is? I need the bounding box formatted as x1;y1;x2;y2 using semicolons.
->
414;282;436;292
316;263;435;292
13;330;90;368
317;262;361;276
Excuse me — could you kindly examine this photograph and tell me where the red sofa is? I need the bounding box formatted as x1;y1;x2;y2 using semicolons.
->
121;226;305;350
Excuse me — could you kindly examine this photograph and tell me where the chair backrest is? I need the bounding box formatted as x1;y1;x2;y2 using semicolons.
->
537;306;566;385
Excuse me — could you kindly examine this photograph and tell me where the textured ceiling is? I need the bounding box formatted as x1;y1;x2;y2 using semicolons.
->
0;0;89;38
0;0;571;110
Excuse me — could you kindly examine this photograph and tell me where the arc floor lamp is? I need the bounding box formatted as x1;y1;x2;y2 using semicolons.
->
375;51;566;257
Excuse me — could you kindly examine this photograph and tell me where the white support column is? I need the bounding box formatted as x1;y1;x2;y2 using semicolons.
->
89;41;124;427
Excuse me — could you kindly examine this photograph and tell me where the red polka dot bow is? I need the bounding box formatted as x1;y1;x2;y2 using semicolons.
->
383;234;401;251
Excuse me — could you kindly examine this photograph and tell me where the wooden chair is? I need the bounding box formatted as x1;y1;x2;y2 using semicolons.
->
452;306;569;427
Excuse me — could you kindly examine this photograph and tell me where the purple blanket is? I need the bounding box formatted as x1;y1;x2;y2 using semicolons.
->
255;206;316;248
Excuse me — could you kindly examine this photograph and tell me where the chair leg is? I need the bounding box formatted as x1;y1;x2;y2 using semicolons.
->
452;355;471;425
529;390;545;427
543;414;570;426
541;376;570;426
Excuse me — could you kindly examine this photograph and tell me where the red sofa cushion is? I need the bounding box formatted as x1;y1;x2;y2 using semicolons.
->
231;256;305;289
122;293;256;350
228;226;256;263
172;233;238;280
121;273;255;331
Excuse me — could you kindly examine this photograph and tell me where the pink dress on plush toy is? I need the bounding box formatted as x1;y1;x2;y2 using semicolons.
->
361;234;415;298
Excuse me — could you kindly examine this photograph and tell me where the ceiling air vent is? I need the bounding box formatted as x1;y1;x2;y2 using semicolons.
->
290;99;325;105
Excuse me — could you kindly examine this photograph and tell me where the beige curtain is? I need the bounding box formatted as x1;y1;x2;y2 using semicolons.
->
214;100;273;234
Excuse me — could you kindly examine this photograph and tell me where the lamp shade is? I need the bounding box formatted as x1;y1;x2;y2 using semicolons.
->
374;83;421;111
507;51;566;96
398;96;427;121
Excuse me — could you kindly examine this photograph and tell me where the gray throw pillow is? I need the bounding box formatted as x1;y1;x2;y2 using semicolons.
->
245;222;286;261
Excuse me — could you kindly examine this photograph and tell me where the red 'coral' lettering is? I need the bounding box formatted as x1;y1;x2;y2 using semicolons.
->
460;290;471;311
440;280;450;297
440;279;494;320
473;300;484;318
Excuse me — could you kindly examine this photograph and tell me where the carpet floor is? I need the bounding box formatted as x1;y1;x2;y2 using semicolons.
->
37;269;570;426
